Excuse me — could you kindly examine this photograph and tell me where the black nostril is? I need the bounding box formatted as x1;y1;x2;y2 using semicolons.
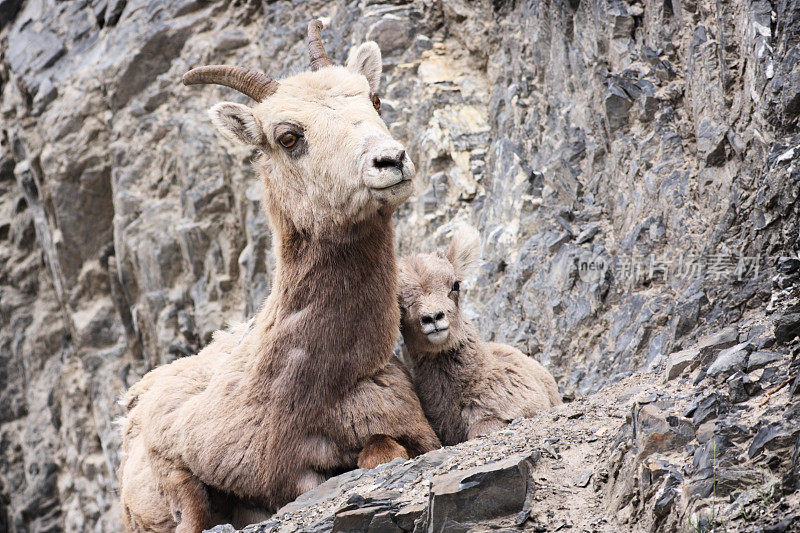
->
434;311;445;321
420;314;435;325
374;157;400;170
374;150;405;171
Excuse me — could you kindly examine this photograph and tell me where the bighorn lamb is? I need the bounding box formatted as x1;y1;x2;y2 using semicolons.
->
118;21;440;533
398;227;562;446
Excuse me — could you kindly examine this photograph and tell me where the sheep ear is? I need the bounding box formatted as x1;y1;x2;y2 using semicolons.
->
446;226;481;279
208;102;264;146
347;41;382;93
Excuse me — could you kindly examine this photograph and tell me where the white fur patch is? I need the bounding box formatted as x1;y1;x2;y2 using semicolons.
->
346;42;382;93
209;102;264;146
114;416;128;437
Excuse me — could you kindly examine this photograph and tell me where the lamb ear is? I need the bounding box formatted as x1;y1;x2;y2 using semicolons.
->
208;102;264;146
346;41;382;93
445;226;481;280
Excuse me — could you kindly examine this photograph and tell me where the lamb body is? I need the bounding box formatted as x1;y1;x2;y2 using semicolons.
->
398;228;561;445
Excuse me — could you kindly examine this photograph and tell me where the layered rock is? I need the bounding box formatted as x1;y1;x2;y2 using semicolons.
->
1;0;799;531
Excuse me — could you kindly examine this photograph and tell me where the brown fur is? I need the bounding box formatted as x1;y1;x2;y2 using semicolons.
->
118;40;440;533
398;227;562;446
357;434;411;469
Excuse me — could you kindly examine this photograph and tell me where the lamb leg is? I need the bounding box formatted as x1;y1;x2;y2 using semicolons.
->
357;434;410;469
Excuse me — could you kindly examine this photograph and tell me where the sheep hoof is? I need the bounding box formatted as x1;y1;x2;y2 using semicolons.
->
357;434;410;469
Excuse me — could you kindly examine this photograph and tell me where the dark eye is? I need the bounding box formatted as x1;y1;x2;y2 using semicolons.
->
451;281;460;293
372;94;381;111
278;133;297;149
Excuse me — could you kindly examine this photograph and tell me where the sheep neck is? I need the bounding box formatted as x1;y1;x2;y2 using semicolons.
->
409;322;488;376
248;205;400;403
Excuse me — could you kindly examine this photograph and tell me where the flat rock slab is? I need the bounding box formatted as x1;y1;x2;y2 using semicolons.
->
424;451;539;530
243;449;540;533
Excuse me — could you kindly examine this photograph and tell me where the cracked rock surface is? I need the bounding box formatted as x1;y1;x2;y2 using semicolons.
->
1;0;800;531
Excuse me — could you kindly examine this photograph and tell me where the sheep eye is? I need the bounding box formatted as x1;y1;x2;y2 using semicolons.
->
371;94;381;112
278;133;297;149
451;281;460;293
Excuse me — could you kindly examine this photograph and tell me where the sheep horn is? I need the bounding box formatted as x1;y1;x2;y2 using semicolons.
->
182;65;279;102
307;19;332;71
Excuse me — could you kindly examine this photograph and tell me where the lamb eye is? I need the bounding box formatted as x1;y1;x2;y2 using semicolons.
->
451;281;460;292
278;133;297;149
371;95;381;111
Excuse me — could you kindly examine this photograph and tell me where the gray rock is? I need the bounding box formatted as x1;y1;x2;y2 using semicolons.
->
332;506;388;532
604;81;633;132
575;223;600;244
706;342;751;378
664;349;699;381
393;504;426;532
749;422;800;459
774;314;800;344
633;404;694;458
696;326;740;364
652;471;682;519
213;28;250;52
6;28;65;75
748;350;785;371
685;393;728;426
104;0;126;26
573;470;592;488
777;257;800;275
0;0;23;28
727;371;757;403
424;452;539;530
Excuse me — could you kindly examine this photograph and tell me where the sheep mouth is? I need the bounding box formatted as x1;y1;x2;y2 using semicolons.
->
370;177;410;190
426;329;449;344
368;170;411;190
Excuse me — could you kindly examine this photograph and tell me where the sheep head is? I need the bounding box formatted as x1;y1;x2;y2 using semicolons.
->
183;20;414;235
398;226;481;354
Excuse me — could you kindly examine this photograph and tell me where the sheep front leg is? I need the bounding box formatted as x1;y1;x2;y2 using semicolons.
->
357;434;410;469
164;469;211;533
467;417;506;440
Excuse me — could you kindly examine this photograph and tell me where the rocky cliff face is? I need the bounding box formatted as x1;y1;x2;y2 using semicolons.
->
0;0;798;531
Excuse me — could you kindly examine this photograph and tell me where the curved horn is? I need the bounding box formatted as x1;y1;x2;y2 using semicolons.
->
182;65;278;102
307;19;332;71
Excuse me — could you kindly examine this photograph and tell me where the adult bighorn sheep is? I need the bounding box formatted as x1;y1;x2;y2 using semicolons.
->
398;227;561;446
118;21;440;533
